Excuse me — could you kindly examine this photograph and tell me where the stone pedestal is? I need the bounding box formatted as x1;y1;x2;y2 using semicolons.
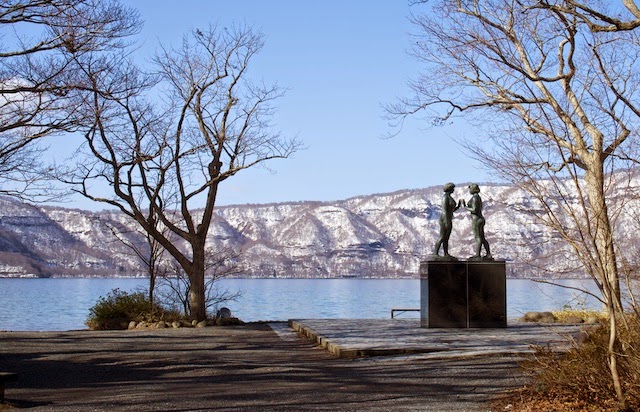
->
420;260;507;328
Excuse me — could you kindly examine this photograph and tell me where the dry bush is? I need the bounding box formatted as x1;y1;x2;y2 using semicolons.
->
493;317;640;411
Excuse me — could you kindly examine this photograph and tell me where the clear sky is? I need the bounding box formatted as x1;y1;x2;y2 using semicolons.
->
52;1;491;210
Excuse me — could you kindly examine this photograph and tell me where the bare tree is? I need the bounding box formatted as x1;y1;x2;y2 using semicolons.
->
0;0;141;198
390;0;640;406
62;25;300;321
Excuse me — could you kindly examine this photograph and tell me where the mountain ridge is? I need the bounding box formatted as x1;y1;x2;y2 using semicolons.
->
0;180;628;279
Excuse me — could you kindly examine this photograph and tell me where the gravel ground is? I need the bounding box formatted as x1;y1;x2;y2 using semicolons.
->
0;322;526;411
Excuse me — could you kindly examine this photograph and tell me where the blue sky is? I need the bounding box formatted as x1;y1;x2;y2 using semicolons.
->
54;1;489;209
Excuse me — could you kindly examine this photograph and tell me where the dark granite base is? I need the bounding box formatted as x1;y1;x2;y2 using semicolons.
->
420;260;506;328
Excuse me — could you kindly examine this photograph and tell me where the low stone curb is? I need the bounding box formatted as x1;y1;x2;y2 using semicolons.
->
289;318;586;360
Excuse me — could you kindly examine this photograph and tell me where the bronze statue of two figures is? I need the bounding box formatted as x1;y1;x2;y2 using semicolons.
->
432;182;492;261
424;183;505;328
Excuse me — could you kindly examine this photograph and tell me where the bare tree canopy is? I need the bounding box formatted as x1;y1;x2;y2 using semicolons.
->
0;0;141;198
395;1;640;161
62;24;300;320
409;1;640;31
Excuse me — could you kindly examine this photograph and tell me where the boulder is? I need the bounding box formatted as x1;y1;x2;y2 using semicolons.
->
196;320;208;328
522;311;556;323
217;307;232;319
171;321;182;329
128;321;137;330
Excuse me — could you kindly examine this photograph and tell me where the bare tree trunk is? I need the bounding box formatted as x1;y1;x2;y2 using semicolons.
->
608;308;626;408
148;264;156;304
584;167;623;312
188;275;206;321
584;165;626;407
188;246;207;321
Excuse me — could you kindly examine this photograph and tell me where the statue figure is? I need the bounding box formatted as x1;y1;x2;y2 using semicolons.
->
464;183;492;260
433;182;462;259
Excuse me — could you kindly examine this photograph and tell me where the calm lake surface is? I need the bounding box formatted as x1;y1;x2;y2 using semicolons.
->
0;278;601;331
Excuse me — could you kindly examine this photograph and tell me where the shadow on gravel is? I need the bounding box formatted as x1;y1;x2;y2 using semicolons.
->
0;323;525;411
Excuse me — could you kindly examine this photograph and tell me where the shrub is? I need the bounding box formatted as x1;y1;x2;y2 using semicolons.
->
507;316;640;411
86;288;180;330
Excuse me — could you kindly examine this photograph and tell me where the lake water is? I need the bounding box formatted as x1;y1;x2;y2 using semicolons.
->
0;278;602;331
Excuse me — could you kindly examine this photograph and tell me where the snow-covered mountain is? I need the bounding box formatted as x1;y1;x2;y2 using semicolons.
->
0;181;634;278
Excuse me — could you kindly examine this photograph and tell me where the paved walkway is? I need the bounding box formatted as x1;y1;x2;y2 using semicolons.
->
289;319;585;358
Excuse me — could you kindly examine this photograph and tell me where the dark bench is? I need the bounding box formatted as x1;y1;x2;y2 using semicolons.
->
0;372;18;401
